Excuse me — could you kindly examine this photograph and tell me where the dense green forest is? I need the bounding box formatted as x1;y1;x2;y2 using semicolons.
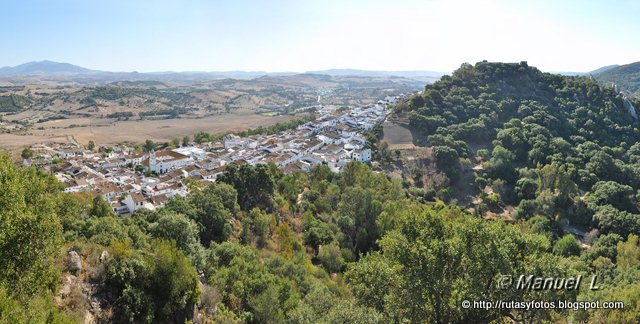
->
2;62;640;323
402;61;640;233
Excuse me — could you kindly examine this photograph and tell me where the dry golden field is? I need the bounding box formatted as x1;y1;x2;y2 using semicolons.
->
0;113;295;148
0;73;425;150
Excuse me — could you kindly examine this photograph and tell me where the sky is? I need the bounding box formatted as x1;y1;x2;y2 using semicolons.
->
1;0;639;73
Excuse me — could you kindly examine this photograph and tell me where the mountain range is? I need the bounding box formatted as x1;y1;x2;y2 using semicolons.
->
0;60;95;75
3;60;639;95
591;61;640;96
0;60;444;82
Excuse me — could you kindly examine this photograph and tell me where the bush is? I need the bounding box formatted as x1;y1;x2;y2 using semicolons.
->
485;193;501;208
553;234;582;256
317;242;343;273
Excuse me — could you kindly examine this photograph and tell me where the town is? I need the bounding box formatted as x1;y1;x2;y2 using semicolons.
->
20;96;402;216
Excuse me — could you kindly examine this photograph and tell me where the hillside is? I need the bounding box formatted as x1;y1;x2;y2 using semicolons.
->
2;63;640;323
395;61;640;233
0;60;96;75
589;64;619;75
593;61;640;96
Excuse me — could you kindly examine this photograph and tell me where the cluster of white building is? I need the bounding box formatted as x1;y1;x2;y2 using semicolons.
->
24;97;400;216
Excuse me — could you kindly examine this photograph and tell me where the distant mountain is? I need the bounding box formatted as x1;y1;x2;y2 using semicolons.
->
0;60;439;83
593;61;640;96
0;61;295;80
146;70;297;79
589;64;619;75
555;65;619;76
0;60;98;75
306;68;444;78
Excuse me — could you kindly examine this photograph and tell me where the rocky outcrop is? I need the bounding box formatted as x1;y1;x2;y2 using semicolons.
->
99;250;109;263
622;96;638;120
67;250;82;275
57;248;112;323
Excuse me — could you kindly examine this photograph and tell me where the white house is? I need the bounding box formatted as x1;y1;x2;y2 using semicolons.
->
173;146;207;160
143;149;192;174
317;133;342;145
352;149;371;162
223;134;245;149
301;139;324;154
57;147;81;159
124;192;148;214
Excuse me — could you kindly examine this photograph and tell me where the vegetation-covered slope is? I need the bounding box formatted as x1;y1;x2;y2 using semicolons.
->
401;61;640;232
594;61;640;97
3;62;640;323
1;154;640;322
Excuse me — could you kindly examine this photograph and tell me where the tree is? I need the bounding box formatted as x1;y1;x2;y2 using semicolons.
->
302;214;335;250
488;146;517;183
537;163;577;207
288;285;384;323
495;125;529;160
188;186;233;246
317;242;343;273
90;195;116;218
553;234;582;256
432;145;460;180
206;242;299;320
87;140;96;150
149;211;201;261
149;241;200;320
107;241;200;322
170;137;180;148
143;139;156;152
241;208;270;248
0;154;63;299
194;131;211;144
593;205;640;238
248;285;285;323
337;187;383;254
217;163;275;211
20;147;32;160
616;234;640;270
345;252;394;312
0;287;73;323
588;181;637;213
204;182;239;213
347;203;570;323
582;233;622;264
515;177;538;200
585;151;619;183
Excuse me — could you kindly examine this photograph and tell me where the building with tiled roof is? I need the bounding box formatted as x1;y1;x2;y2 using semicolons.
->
142;149;192;174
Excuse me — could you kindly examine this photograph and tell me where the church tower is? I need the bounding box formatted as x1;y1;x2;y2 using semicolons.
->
149;149;157;172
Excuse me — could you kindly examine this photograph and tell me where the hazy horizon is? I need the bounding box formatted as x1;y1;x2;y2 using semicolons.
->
0;60;449;74
2;0;640;73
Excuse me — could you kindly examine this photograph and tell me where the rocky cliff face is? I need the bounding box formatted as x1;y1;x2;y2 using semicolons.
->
622;95;638;120
56;248;112;323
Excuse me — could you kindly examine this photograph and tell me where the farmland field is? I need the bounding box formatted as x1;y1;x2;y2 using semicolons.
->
0;73;425;149
0;113;296;148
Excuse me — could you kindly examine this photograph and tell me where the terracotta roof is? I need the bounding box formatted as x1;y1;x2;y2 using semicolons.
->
184;165;198;173
95;182;119;194
302;139;322;150
155;150;189;161
151;194;169;205
131;192;146;203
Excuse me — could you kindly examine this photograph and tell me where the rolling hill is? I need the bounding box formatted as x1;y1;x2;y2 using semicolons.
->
0;60;97;75
593;61;640;96
0;61;443;83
